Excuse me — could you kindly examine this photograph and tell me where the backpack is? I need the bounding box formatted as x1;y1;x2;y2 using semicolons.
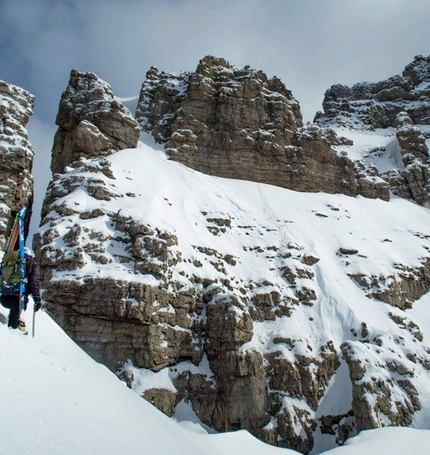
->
0;251;26;296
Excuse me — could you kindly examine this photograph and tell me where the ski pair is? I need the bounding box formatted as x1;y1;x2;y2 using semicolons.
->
3;208;36;337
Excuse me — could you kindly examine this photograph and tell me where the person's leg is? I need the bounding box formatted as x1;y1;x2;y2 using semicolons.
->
0;295;20;328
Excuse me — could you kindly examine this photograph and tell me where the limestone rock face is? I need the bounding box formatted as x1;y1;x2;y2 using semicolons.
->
36;148;351;453
0;80;34;247
36;141;430;454
315;55;430;208
315;55;430;129
390;112;430;206
136;56;389;201
36;59;430;454
347;256;430;310
342;339;423;432
51;70;140;174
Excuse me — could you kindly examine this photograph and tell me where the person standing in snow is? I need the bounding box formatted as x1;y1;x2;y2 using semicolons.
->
0;247;42;331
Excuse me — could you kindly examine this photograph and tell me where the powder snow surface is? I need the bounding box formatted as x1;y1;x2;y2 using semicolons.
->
0;308;289;455
1;308;430;455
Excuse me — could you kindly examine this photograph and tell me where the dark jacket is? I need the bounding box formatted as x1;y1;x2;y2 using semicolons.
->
25;257;41;302
0;255;41;328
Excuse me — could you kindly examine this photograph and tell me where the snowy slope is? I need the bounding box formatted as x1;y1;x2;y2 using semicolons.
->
0;306;291;455
2;306;430;454
35;133;430;452
41;136;430;305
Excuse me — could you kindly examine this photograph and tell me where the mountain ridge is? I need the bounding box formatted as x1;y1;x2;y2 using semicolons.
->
2;53;430;454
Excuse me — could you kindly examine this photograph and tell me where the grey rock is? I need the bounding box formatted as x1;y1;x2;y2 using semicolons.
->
136;56;389;201
348;257;430;309
342;340;421;432
51;70;140;174
142;388;177;416
315;55;430;129
0;80;34;248
34;59;430;455
339;247;358;255
392;111;430;206
316;55;430;207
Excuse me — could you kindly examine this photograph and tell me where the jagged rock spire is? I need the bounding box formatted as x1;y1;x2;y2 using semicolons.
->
51;69;140;175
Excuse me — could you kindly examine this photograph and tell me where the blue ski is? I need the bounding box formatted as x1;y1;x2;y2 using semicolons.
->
17;207;27;315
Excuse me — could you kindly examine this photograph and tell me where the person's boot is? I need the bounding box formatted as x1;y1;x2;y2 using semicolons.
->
17;319;27;334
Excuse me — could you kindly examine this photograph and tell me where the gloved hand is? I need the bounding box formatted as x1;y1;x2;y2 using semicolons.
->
23;295;29;311
33;300;42;312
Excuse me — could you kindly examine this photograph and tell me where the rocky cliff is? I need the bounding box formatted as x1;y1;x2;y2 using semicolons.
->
35;142;430;454
315;55;430;208
51;69;140;175
34;56;430;454
136;56;389;201
0;80;34;247
315;55;430;130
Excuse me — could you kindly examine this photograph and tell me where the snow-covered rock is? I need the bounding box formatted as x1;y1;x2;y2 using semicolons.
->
29;56;430;454
315;55;430;208
315;55;430;130
136;56;388;201
51;69;140;174
35;141;430;454
391;111;430;206
0;80;34;248
4;52;422;455
3;304;430;455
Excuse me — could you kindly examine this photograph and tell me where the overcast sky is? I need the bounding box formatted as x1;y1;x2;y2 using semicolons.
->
1;0;430;237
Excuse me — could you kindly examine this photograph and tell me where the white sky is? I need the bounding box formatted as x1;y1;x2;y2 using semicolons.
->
1;0;430;234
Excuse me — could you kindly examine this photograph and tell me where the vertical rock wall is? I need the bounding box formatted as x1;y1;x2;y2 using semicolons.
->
37;56;430;454
136;56;389;201
51;70;140;175
0;81;35;247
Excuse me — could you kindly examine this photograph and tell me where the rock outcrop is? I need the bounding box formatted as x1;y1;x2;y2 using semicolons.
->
342;337;424;432
35;58;430;454
315;55;430;208
51;70;140;175
136;56;389;201
35;168;334;452
315;55;430;129
36;157;430;454
0;80;34;247
386;111;430;206
36;151;430;452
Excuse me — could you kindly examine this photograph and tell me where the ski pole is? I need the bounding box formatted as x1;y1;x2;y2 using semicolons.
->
32;309;36;338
